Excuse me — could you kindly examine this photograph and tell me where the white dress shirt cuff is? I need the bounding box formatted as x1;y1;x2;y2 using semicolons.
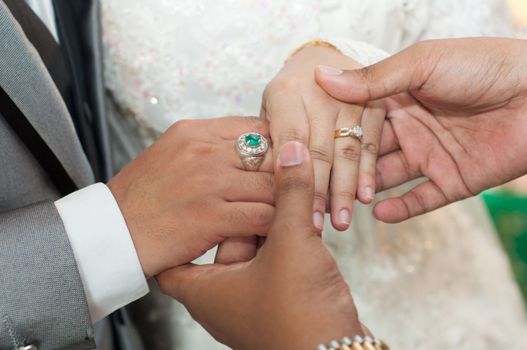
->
55;183;149;323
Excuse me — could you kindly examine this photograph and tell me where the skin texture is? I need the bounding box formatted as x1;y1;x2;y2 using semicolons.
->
263;45;385;231
316;38;527;223
157;141;366;350
107;117;275;277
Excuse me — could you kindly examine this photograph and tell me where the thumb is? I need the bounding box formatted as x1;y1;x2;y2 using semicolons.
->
315;43;430;102
156;263;227;306
270;141;316;238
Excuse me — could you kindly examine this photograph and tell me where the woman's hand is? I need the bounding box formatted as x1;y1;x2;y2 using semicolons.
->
262;45;385;231
157;141;366;350
316;38;527;223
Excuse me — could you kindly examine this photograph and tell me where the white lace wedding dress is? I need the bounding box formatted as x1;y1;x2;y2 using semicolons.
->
101;1;527;349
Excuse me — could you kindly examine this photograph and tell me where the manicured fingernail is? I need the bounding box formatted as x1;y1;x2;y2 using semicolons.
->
279;141;305;167
364;186;375;201
338;209;351;226
313;211;324;231
317;65;343;76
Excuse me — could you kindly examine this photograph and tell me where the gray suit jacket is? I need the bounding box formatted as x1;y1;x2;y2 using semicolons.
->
0;1;130;349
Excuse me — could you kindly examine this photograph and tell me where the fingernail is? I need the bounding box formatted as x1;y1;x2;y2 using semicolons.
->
279;141;305;167
313;211;324;231
364;186;375;201
338;209;351;226
317;65;343;76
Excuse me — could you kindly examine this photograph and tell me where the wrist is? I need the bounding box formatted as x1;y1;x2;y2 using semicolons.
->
287;44;361;70
107;177;157;278
273;319;364;350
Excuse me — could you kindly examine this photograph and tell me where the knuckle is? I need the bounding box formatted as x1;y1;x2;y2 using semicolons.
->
251;207;274;228
279;175;311;194
310;145;332;164
280;128;308;144
245;116;269;133
411;41;436;76
408;191;427;214
169;119;195;134
273;220;314;236
187;141;215;157
313;190;328;205
273;221;297;236
358;66;378;100
265;77;299;97
359;65;376;83
336;144;361;162
361;141;379;156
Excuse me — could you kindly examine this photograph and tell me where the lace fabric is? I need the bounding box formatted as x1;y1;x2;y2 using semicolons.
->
102;0;527;348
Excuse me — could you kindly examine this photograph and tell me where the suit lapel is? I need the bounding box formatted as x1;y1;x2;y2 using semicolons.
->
0;1;94;188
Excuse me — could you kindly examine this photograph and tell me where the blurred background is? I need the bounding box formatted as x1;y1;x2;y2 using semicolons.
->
484;0;527;303
509;0;527;36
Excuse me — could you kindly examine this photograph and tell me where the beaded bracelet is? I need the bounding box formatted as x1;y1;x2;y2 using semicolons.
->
317;336;390;350
285;39;342;63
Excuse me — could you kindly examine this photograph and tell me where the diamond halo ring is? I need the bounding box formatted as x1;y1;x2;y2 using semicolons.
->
334;126;364;143
235;132;269;171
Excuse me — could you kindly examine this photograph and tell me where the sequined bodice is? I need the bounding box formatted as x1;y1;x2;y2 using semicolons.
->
102;0;512;135
101;1;527;349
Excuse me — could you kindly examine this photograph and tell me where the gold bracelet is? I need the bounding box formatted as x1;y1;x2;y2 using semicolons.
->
285;39;342;63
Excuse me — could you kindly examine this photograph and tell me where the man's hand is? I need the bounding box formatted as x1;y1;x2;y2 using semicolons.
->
157;141;366;350
263;45;385;231
108;117;274;277
316;38;527;223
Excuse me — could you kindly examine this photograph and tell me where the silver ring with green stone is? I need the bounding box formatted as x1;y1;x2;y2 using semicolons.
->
235;132;269;171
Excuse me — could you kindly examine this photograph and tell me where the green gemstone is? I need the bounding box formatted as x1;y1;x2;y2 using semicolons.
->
245;133;261;147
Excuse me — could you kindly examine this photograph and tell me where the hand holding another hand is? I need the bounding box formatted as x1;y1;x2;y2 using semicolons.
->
317;38;527;223
157;141;366;350
108;117;275;277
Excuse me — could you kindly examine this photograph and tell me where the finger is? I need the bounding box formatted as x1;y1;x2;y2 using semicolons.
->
330;104;364;231
171;116;270;142
378;119;399;156
157;263;226;306
227;140;274;173
373;180;449;223
375;150;422;192
379;93;424;156
269;141;316;240
314;43;432;102
223;171;275;204
357;101;385;204
215;237;258;264
220;202;274;236
263;95;310;160
308;110;337;231
212;116;271;140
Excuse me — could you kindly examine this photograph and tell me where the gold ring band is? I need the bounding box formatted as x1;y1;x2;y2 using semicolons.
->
334;126;364;142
